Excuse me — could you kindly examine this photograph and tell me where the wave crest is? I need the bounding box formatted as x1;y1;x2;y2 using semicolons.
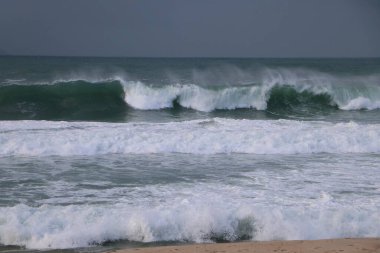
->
123;81;268;111
121;74;380;112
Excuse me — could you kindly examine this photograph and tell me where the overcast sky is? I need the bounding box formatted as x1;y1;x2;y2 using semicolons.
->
0;0;379;57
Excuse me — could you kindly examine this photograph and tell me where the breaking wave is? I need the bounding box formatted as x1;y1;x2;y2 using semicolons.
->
1;67;380;121
122;70;380;111
1;75;380;121
1;202;379;249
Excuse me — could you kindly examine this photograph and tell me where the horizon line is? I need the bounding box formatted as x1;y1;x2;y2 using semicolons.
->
1;54;380;59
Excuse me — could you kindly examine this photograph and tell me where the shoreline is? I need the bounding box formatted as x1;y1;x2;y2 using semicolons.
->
110;238;380;253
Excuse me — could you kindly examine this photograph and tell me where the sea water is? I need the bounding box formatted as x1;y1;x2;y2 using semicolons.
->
0;57;380;252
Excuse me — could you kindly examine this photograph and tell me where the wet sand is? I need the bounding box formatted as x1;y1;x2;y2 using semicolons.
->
111;238;380;253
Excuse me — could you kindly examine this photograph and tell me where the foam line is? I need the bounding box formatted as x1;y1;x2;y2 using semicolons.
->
0;119;379;156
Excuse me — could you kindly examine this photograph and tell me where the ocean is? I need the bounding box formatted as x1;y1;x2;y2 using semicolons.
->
0;57;380;252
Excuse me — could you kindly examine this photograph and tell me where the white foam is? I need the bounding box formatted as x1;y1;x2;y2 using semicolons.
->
123;82;268;111
0;119;379;156
2;164;380;249
340;97;380;110
120;76;380;111
1;201;379;249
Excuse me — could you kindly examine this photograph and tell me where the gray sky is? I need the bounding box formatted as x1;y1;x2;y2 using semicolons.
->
0;0;379;57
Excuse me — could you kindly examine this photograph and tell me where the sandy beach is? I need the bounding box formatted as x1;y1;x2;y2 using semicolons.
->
111;238;380;253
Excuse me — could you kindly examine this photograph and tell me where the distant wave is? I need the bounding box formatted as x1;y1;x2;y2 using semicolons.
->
1;68;380;120
1;119;379;156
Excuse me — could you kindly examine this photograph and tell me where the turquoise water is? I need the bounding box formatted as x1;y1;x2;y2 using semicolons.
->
0;57;380;252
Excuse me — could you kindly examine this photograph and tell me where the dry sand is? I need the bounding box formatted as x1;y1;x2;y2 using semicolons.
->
110;238;380;253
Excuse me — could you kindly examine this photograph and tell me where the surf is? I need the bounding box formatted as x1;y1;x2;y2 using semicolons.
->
1;119;379;156
1;200;379;249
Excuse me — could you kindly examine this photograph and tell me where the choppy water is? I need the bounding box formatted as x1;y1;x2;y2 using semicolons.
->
0;57;380;252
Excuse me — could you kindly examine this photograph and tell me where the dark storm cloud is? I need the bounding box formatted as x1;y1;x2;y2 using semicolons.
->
0;0;379;57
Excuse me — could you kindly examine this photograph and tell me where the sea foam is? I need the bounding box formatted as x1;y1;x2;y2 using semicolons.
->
1;201;379;249
0;119;379;156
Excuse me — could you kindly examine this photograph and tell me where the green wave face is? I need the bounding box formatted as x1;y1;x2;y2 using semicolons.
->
267;85;337;115
0;81;127;121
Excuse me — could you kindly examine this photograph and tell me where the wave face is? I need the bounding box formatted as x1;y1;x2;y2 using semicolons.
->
1;119;379;156
0;80;126;120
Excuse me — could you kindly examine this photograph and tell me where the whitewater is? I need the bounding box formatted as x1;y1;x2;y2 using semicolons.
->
0;119;380;156
0;57;380;252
